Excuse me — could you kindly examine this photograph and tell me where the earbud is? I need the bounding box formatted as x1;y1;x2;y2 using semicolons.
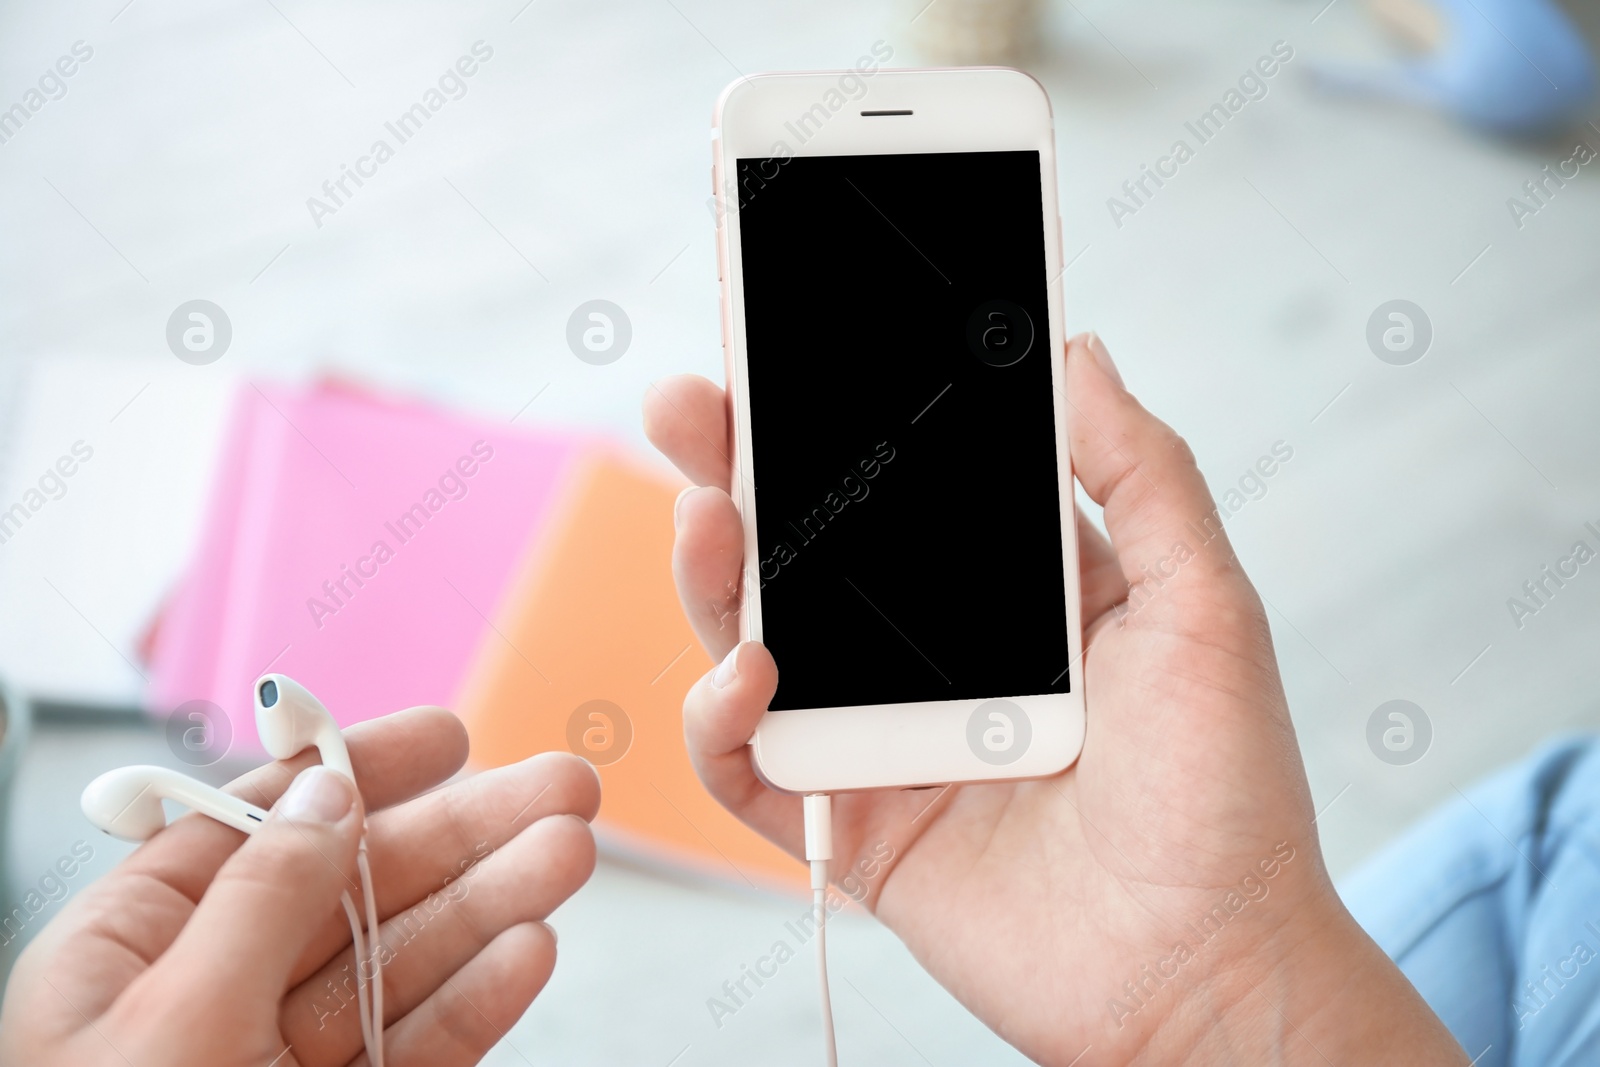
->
81;765;268;841
254;674;353;780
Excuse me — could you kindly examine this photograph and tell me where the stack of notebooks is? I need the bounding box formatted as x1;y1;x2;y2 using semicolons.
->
148;381;799;888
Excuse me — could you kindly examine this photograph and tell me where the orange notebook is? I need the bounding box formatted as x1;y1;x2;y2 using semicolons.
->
455;449;802;889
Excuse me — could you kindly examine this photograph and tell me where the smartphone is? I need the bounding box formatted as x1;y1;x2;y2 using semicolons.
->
711;67;1085;794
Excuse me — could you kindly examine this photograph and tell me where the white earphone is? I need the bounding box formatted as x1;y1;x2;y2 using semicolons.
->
254;674;354;780
81;764;269;840
80;675;385;1067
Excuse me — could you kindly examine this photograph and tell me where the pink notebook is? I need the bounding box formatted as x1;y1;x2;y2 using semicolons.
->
147;381;582;750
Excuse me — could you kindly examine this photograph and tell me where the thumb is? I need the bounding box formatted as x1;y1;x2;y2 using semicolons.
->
158;766;363;1003
1065;332;1253;610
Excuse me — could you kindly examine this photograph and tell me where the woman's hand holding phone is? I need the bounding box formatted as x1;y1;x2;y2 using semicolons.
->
645;334;1466;1066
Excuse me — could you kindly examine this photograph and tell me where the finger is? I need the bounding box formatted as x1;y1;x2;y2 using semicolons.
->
682;642;803;855
149;767;363;1006
1065;333;1250;605
286;751;600;988
643;374;731;490
283;813;594;1063
673;485;745;659
1075;505;1127;624
680;645;944;884
231;705;470;812
375;922;556;1067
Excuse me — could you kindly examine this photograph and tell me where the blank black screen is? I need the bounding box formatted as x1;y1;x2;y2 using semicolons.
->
736;149;1070;711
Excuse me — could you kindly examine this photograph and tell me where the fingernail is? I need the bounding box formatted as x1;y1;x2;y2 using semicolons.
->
542;920;559;946
712;643;740;689
280;766;355;824
674;485;696;529
1086;332;1123;388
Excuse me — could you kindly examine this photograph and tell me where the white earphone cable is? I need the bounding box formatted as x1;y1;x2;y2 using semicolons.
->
357;841;384;1067
813;876;837;1067
803;794;838;1067
338;891;374;1057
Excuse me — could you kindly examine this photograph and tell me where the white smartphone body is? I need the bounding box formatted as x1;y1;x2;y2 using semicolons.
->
711;66;1085;794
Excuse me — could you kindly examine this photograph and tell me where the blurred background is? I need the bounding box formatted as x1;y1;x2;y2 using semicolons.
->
2;0;1599;1062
